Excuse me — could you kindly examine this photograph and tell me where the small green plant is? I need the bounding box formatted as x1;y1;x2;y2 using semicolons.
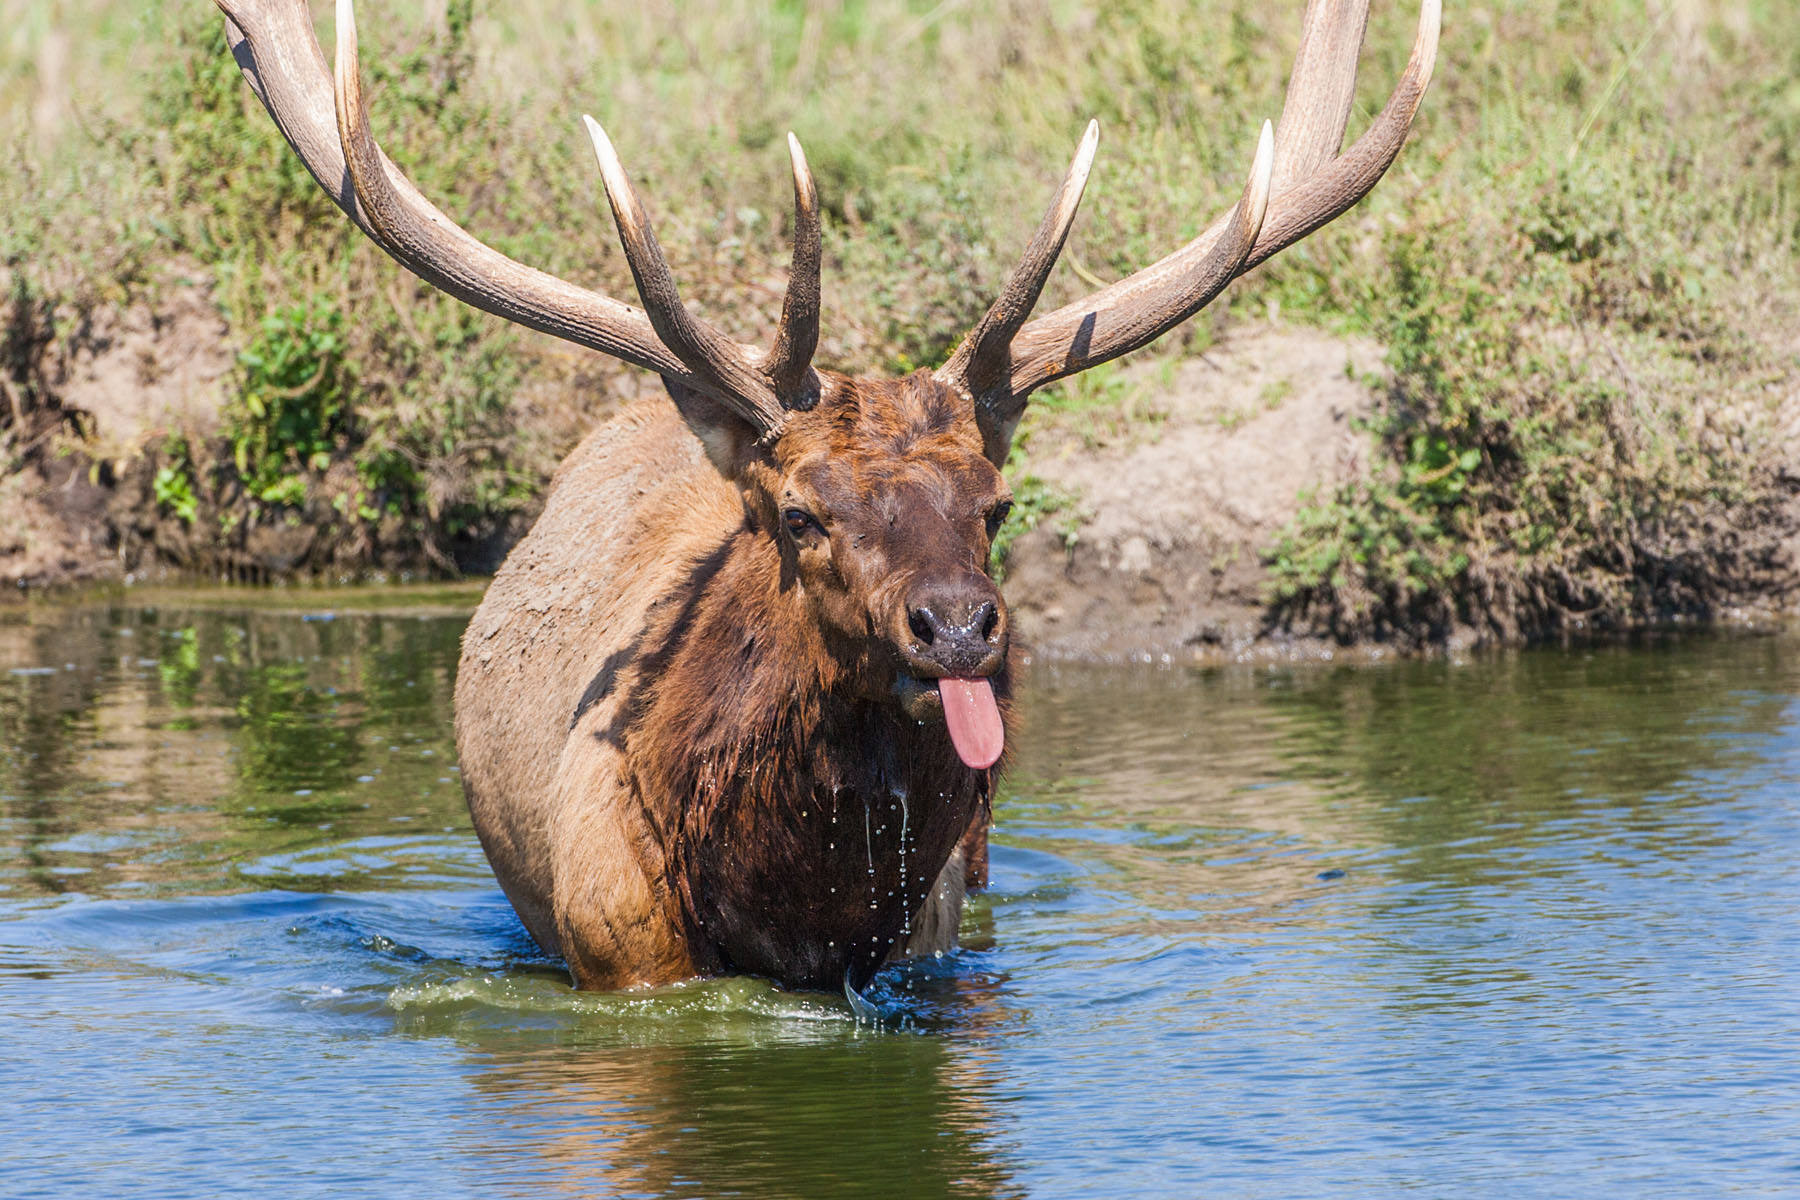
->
991;468;1082;581
152;435;200;526
1219;377;1296;430
228;300;350;509
1399;433;1482;505
1033;361;1133;417
1265;475;1467;614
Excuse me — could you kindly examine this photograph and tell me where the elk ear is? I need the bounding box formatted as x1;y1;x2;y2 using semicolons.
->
663;378;765;475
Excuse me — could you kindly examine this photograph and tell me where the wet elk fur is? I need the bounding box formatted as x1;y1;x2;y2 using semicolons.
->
458;375;1012;991
217;0;1438;992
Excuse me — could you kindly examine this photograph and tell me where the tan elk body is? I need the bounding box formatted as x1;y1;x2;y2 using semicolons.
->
218;0;1437;993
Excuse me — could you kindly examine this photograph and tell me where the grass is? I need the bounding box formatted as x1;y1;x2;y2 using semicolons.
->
1260;4;1800;641
990;465;1084;582
3;0;1797;635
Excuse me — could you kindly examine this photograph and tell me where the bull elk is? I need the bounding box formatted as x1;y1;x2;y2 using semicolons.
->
217;0;1437;995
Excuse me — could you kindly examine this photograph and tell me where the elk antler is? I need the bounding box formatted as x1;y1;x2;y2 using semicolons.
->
765;134;824;410
940;0;1441;451
216;0;822;435
936;120;1101;410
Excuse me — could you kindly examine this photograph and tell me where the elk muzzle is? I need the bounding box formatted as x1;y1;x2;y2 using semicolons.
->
893;574;1008;770
901;575;1007;679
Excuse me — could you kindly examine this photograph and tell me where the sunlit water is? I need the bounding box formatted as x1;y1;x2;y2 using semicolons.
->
2;590;1797;1198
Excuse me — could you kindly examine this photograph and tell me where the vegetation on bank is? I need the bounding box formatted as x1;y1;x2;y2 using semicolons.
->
3;0;1796;636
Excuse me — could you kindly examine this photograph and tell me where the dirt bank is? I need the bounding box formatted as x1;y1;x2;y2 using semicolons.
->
1000;327;1395;662
1;291;1387;644
1;268;232;590
1002;324;1800;662
7;288;1798;658
1;267;570;588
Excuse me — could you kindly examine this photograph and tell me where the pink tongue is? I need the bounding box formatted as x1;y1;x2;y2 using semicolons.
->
939;677;1004;770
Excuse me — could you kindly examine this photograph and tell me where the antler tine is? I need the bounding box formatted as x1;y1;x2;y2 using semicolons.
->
939;119;1100;410
965;122;1275;456
1271;0;1371;191
1167;119;1275;325
582;116;786;432
970;0;1438;428
1245;0;1439;268
763;132;824;411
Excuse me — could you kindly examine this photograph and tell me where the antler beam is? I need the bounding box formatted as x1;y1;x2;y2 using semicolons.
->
217;0;824;435
939;0;1441;439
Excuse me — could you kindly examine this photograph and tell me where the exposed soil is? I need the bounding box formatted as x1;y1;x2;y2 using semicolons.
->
1;268;234;592
1001;327;1392;662
0;455;120;592
56;276;234;461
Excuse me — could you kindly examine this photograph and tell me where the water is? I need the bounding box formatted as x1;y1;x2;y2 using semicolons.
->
2;591;1797;1198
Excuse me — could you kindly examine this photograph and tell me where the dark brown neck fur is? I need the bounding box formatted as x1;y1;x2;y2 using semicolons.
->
612;519;1009;991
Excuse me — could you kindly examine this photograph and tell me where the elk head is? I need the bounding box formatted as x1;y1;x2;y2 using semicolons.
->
215;0;1439;769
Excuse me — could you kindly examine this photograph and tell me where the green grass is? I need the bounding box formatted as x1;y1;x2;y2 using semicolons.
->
3;0;1797;631
990;464;1084;582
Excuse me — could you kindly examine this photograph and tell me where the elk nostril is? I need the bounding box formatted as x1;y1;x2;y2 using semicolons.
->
908;608;935;645
979;602;999;642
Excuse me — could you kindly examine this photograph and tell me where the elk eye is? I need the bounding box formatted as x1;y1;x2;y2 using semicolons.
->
783;508;821;538
985;500;1014;538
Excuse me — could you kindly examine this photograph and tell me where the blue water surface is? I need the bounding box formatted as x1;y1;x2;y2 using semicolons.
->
2;593;1797;1198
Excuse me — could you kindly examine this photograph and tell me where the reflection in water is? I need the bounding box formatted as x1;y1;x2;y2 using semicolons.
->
464;1039;1013;1199
1008;637;1800;915
0;592;475;896
3;595;1798;1197
417;969;1023;1199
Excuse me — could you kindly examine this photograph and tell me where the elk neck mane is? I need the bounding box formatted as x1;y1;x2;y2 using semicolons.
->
565;373;1007;985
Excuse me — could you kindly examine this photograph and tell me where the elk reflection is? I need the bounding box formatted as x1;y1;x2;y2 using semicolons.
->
451;968;1022;1199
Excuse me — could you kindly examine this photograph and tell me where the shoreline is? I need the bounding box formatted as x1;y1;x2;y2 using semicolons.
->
7;319;1797;658
8;572;1793;669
